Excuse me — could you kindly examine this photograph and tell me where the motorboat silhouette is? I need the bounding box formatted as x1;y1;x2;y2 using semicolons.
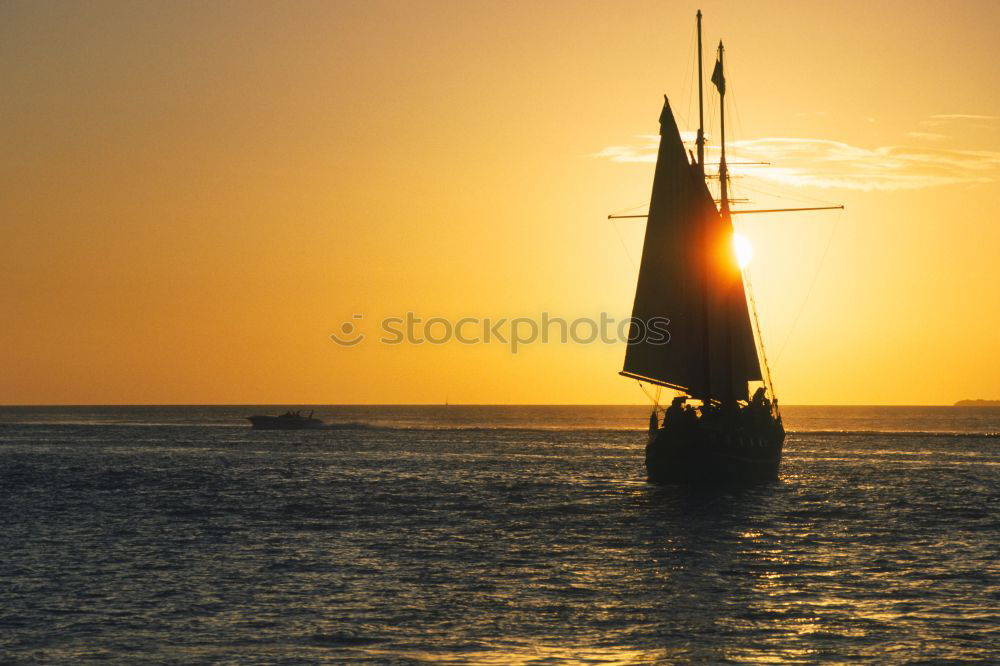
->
247;410;324;430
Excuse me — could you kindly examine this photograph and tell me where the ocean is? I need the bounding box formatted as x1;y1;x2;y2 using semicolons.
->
1;405;997;663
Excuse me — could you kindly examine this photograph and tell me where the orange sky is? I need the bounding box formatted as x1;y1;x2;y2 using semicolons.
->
2;0;999;405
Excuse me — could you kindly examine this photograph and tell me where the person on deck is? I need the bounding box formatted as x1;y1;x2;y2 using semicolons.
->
681;403;698;428
751;387;770;410
662;396;687;428
747;387;773;430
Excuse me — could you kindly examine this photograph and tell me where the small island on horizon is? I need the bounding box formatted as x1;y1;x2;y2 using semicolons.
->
954;399;1000;407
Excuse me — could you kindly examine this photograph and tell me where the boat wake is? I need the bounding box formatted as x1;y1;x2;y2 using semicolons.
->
788;429;1000;439
2;421;996;438
314;424;1000;438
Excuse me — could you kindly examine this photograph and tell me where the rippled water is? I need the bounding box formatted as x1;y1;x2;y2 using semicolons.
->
1;406;998;663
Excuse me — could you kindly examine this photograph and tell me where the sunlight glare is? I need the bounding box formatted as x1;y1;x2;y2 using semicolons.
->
733;232;753;269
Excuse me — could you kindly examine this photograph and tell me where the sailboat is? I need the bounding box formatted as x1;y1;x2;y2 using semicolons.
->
614;12;840;485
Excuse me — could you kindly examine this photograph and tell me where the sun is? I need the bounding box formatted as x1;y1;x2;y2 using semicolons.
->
732;232;753;269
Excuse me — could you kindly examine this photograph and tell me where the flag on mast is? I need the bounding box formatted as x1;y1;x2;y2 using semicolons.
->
711;56;725;95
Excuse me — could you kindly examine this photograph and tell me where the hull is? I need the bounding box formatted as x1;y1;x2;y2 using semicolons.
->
247;415;324;430
645;417;784;485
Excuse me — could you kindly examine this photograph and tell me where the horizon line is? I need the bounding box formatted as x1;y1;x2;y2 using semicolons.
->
0;402;983;408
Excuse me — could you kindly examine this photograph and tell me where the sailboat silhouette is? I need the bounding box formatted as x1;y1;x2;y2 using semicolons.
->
614;12;839;484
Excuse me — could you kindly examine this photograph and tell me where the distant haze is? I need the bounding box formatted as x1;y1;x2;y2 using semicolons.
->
2;0;999;405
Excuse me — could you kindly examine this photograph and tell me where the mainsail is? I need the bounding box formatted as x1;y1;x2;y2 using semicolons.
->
622;97;761;402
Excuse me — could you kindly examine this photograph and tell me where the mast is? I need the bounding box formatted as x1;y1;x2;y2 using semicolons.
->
620;15;762;403
697;13;711;399
696;10;705;174
717;41;729;216
715;39;737;403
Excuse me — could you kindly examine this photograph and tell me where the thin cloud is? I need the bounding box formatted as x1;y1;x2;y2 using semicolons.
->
930;114;998;121
920;113;998;127
593;135;660;164
593;136;1000;191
